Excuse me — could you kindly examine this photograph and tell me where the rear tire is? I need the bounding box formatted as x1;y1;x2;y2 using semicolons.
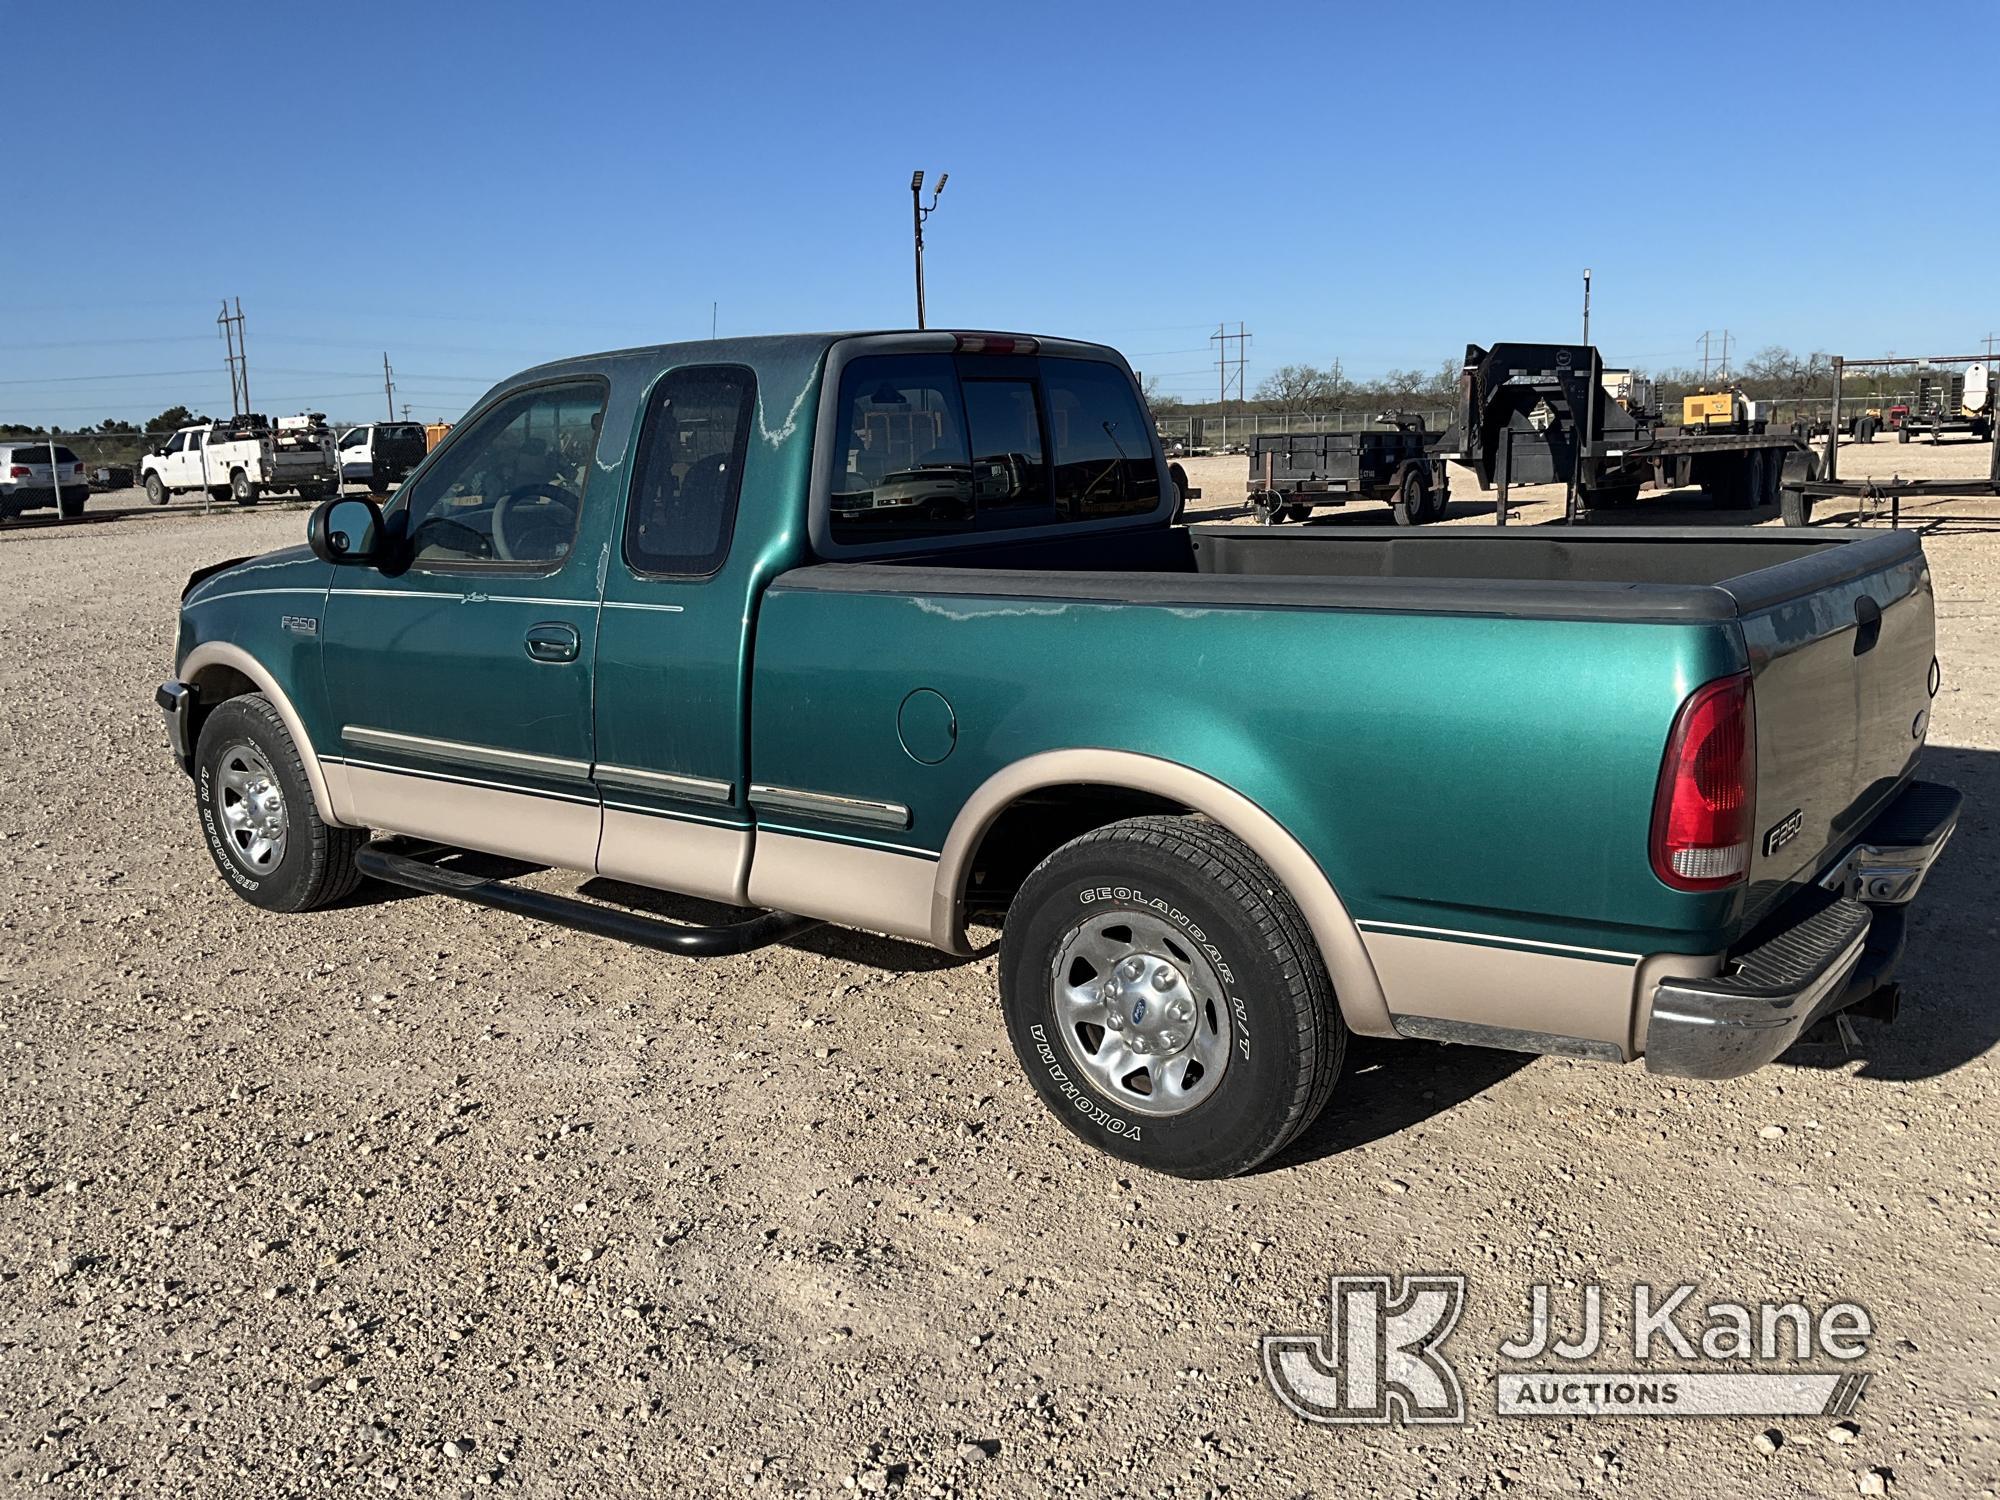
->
58;492;85;519
230;468;259;506
998;815;1345;1178
144;472;167;506
193;694;367;913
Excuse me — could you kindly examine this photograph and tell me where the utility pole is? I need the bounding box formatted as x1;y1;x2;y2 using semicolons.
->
1697;329;1731;384
217;298;251;416
382;353;396;420
401;403;412;422
1983;332;1997;360
910;169;948;329
1581;268;1592;348
1211;322;1250;405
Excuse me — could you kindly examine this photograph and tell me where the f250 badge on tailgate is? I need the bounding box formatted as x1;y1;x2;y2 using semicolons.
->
1762;808;1804;857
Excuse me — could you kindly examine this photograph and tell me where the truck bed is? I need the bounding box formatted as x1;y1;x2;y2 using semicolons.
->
782;524;1914;622
768;523;1932;950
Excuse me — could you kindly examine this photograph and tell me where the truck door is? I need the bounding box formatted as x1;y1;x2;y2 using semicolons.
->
155;428;188;486
317;377;610;869
337;427;370;484
592;363;760;903
173;428;208;489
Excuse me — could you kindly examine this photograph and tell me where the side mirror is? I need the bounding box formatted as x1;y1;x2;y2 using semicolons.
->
308;495;386;565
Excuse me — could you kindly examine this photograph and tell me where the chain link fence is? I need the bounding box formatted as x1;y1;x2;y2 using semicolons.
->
1153;409;1456;449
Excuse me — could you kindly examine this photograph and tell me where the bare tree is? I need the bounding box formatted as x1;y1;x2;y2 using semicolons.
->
1139;373;1183;415
1253;361;1345;411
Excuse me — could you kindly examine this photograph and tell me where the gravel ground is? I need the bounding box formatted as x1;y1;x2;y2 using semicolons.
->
1;460;1996;1498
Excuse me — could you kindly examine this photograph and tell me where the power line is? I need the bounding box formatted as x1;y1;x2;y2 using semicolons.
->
0;367;218;386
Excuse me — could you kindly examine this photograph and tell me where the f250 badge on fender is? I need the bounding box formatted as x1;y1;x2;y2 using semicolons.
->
1762;807;1804;857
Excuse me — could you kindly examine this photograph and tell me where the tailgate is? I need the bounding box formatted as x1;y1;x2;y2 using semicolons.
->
1736;540;1935;922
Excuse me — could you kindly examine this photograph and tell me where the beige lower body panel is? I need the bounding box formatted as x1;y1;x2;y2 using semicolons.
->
597;807;751;907
747;832;937;944
341;765;601;872
1361;929;1643;1054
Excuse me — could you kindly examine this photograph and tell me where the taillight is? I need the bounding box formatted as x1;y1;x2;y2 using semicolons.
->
7;466;28;479
952;333;1041;355
1651;672;1756;890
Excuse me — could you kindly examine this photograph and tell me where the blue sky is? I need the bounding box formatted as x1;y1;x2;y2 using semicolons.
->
4;0;1993;426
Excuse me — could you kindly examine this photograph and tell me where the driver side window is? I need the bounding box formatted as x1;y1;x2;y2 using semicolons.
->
396;380;605;571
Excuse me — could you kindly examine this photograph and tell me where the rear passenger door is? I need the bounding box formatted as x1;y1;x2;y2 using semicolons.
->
592;364;761;904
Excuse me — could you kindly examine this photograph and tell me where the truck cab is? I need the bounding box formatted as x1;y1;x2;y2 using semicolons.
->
336;422;428;493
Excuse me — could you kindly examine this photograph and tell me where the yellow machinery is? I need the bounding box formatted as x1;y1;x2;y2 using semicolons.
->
424;421;455;452
1682;390;1739;426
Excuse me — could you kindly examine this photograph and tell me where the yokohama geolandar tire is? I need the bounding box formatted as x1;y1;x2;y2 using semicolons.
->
998;815;1345;1178
193;693;366;912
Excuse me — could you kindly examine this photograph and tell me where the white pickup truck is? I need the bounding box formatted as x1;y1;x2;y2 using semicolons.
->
141;415;336;507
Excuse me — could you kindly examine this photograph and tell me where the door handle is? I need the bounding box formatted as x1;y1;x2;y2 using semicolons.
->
524;622;581;663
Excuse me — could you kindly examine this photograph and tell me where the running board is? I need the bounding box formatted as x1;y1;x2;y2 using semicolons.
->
354;838;822;957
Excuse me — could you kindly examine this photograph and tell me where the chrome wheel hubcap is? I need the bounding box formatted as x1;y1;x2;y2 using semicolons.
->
216;741;288;873
1050;910;1232;1117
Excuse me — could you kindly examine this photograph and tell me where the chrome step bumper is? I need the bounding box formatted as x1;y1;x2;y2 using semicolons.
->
1645;779;1961;1080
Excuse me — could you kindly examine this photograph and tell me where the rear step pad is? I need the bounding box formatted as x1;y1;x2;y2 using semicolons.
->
355;838;821;958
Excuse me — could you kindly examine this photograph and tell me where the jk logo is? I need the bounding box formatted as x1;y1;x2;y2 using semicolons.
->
1262;1274;1467;1425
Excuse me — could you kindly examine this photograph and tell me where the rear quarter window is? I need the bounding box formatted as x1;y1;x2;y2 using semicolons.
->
623;365;757;577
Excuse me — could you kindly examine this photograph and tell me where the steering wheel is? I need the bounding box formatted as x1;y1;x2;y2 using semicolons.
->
410;515;491;560
491;482;579;562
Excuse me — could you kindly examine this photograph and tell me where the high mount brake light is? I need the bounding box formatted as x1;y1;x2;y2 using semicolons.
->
1651;672;1756;891
952;334;1040;355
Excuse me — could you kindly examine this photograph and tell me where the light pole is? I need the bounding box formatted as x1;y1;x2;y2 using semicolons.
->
1581;268;1592;348
911;169;947;329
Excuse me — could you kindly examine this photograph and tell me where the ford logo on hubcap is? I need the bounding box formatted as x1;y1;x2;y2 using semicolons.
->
1130;999;1148;1026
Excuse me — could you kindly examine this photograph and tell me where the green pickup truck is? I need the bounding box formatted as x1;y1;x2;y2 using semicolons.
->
157;329;1961;1178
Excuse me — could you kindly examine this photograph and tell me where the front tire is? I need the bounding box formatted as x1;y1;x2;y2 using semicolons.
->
144;472;168;505
998;816;1345;1178
193;694;366;912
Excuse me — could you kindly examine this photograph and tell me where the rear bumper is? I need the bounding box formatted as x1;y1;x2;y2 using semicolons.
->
1;485;88;509
1644;778;1961;1080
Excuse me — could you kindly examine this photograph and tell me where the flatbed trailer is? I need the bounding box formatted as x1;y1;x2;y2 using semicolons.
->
1443;341;1820;523
1244;416;1450;524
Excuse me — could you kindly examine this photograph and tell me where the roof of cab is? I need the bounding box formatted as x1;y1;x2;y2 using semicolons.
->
509;329;1122;383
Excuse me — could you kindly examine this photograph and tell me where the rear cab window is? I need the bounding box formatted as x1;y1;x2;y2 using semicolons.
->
824;346;1161;548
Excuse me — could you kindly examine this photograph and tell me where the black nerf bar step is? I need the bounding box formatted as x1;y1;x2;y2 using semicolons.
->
354;838;821;958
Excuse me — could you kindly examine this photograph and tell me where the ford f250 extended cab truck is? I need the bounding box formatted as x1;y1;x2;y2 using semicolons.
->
155;330;1962;1178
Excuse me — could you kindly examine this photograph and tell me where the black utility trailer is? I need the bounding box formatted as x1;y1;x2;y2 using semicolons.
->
1447;342;1820;524
1245;414;1450;525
